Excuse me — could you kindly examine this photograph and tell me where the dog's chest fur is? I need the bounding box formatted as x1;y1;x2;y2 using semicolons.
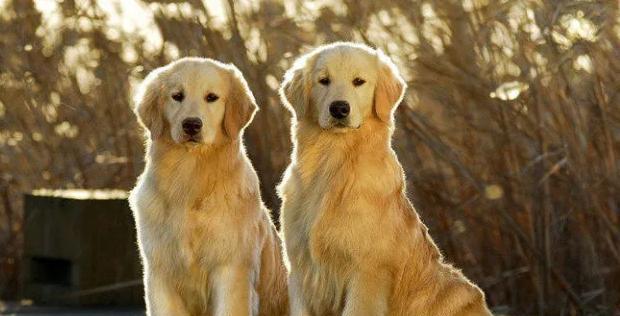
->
281;127;405;313
130;149;259;311
138;163;252;264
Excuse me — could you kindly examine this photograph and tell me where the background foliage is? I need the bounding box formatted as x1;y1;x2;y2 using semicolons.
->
1;0;619;314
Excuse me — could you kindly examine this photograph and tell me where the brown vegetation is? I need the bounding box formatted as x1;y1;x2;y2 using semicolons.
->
0;0;618;314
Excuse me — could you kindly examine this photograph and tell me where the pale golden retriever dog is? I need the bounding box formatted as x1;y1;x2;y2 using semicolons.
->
129;57;288;316
278;43;492;316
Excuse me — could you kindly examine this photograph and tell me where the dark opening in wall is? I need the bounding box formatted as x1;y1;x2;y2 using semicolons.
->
30;257;72;286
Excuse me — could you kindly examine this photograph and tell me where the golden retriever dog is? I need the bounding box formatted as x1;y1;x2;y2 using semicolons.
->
129;57;288;316
278;43;492;316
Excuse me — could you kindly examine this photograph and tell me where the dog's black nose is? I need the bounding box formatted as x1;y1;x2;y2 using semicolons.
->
182;117;202;136
329;101;350;119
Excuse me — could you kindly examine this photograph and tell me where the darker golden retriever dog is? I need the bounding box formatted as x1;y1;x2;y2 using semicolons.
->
278;42;492;316
129;57;288;316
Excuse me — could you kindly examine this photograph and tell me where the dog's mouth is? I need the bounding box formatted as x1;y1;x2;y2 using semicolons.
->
183;136;203;144
319;117;361;132
327;121;361;132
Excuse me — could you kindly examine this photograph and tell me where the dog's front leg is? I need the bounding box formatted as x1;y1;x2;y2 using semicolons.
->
289;272;311;316
213;265;257;316
144;271;190;316
342;269;391;316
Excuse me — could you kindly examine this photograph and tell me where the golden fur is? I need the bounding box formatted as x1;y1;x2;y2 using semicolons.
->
129;57;288;316
278;43;492;315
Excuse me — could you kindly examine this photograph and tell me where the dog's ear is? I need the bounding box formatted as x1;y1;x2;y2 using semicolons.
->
280;55;313;120
134;67;166;139
373;50;407;124
224;65;258;140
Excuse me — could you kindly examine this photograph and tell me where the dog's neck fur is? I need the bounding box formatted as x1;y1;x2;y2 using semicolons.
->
145;137;258;206
295;119;392;153
291;118;400;188
149;137;243;170
290;116;444;269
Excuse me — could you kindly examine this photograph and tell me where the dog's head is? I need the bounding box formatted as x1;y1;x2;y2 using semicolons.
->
134;57;257;145
280;42;406;132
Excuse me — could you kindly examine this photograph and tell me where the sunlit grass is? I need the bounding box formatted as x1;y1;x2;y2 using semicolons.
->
0;1;617;312
31;189;128;200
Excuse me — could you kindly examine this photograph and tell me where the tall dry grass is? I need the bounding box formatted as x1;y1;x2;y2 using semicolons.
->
0;0;618;314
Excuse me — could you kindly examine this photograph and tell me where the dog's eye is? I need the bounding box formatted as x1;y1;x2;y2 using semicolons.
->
318;77;330;86
352;77;366;87
171;91;184;102
205;93;219;103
